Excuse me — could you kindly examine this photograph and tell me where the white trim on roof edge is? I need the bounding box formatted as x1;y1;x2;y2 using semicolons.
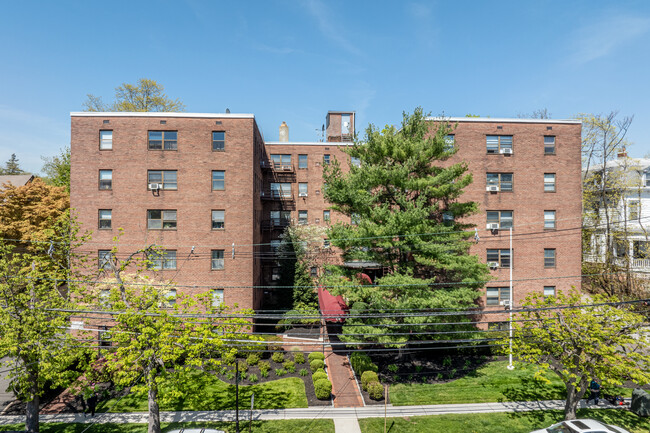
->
70;112;255;119
426;117;581;124
265;141;354;146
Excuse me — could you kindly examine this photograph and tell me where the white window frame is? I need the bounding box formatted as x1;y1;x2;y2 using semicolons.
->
100;130;113;150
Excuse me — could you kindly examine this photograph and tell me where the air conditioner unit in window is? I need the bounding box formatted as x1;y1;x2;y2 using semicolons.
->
148;183;162;190
487;262;499;269
487;223;500;230
271;274;281;281
299;192;308;197
486;185;500;192
499;148;513;154
500;299;511;307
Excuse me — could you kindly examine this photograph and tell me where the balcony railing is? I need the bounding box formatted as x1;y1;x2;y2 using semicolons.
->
261;190;294;201
261;160;294;172
584;255;650;271
261;219;292;230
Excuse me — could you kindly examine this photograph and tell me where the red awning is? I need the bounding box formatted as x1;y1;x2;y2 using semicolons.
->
318;286;348;323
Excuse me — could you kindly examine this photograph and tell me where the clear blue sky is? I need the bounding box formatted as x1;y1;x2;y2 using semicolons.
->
2;0;649;174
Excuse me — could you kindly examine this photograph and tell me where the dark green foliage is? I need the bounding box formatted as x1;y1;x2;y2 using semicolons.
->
361;371;379;391
314;379;332;400
308;352;325;362
350;353;378;376
367;381;384;400
299;368;309;376
387;364;399;373
276;227;318;311
322;108;490;345
293;352;306;364
312;371;328;382
272;352;285;363
0;153;26;175
310;359;325;372
247;353;260;366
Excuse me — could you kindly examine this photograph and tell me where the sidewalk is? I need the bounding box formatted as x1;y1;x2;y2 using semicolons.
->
0;398;628;425
325;350;364;408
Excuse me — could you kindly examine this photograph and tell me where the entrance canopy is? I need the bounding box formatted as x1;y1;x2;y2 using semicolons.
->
317;286;348;323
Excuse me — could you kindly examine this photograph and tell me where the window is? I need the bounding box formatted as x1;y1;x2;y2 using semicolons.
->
148;131;177;150
544;136;555;154
212;131;225;151
98;250;111;270
298;183;308;197
351;157;361;167
148;170;177;190
310;267;318;278
147;210;177;230
100;130;113;150
212;171;225;190
270;210;291;226
444;135;455;152
99;170;112;190
323;210;330;222
544;210;556;229
629;199;640;220
544;173;556;192
486;173;513;191
341;114;351;135
270;182;292;198
212;289;224;307
211;210;225;229
98;209;112;229
323;154;331;165
487;210;513;229
544;286;556;297
486;135;513;154
270;154;292;170
486;287;510;306
487;249;511;268
323;239;330;249
298;154;308;169
165;289;177;307
211;250;224;270
148;250;177;270
544;249;556;268
298;210;308;225
645;170;650;187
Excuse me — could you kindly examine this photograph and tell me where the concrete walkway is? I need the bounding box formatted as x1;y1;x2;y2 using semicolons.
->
0;398;628;426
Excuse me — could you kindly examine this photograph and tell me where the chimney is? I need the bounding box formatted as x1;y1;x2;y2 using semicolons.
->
618;148;628;159
279;121;289;142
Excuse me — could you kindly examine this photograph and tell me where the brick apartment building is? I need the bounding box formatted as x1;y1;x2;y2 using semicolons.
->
70;111;581;316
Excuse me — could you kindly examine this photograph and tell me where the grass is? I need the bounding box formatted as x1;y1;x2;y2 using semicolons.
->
358;409;650;433
0;419;335;433
97;372;308;412
389;361;633;406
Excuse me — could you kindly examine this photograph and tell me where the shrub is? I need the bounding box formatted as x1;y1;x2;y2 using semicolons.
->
283;360;295;370
308;352;325;362
258;361;270;373
313;368;325;375
272;352;285;363
261;369;269;378
367;381;384;400
387;364;399;374
314;378;332;400
248;373;259;383
247;353;260;366
223;352;236;366
237;361;249;372
312;371;328;382
293;352;306;364
225;371;235;381
299;368;309;376
361;371;379;391
239;372;247;381
275;368;287;377
310;359;325;372
350;353;377;376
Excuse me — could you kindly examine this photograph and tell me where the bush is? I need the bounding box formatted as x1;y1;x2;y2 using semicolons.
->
225;371;235;381
308;352;325;362
248;373;258;383
239;372;247;381
246;353;260;366
350;352;378;375
293;352;306;364
261;370;269;378
275;368;287;377
272;352;285;363
265;336;285;354
310;359;325;372
258;361;270;373
312;371;328;382
387;364;399;374
314;378;332;400
299;368;309;376
313;368;325;375
367;381;384;400
237;360;249;372
284;361;296;373
223;351;236;366
361;371;379;391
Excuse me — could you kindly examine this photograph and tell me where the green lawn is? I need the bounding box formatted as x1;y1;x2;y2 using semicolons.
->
98;373;308;412
359;409;650;433
0;419;335;433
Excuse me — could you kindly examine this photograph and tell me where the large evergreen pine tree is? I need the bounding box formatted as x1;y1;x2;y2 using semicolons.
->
322;108;490;345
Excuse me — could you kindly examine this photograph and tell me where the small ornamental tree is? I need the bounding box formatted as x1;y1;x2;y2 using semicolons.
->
504;290;650;420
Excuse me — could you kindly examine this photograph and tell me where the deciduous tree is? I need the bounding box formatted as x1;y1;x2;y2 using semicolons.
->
40;147;70;192
505;291;650;420
83;79;185;112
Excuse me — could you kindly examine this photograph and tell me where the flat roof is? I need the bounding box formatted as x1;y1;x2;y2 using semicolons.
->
70;112;255;119
426;116;581;124
265;141;354;146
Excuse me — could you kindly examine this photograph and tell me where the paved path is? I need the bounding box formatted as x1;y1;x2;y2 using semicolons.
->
325;351;364;408
334;418;362;433
0;399;628;425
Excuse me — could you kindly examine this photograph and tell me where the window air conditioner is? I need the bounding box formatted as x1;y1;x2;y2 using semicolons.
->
486;185;500;192
487;262;499;269
299;192;308;197
499;148;513;155
499;300;511;307
149;183;161;190
486;223;500;230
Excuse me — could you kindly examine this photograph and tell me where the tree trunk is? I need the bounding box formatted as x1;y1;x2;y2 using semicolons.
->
564;380;587;421
148;377;160;433
25;368;39;433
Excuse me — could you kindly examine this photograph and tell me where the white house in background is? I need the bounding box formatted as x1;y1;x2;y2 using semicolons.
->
584;156;650;278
